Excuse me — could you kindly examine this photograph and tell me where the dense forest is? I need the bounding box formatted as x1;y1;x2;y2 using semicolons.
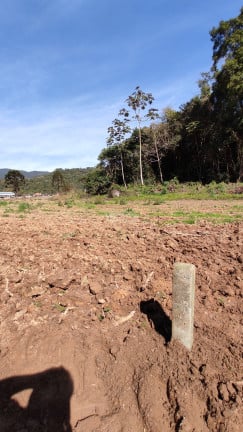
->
87;8;243;192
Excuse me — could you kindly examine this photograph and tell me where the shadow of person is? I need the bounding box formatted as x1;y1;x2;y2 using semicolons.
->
140;298;172;343
0;367;73;432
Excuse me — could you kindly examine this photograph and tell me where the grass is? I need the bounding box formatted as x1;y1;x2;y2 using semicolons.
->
96;210;111;216
18;202;32;213
53;303;67;313
156;210;242;224
123;207;141;217
0;201;8;207
0;198;241;224
120;181;243;202
218;297;225;307
33;300;42;308
0;181;242;224
62;230;79;239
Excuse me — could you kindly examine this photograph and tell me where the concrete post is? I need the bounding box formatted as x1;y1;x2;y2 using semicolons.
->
172;263;195;350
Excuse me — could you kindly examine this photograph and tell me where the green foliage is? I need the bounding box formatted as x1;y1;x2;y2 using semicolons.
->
84;168;112;195
52;169;68;192
210;8;243;181
1;168;92;195
123;208;140;217
106;117;131;188
0;201;8;207
18;202;32;213
207;181;226;196
93;196;105;205
53;303;67;313
122;86;158;185
4;170;25;193
64;198;75;208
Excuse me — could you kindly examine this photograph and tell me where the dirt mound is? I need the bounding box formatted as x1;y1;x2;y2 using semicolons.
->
0;203;242;431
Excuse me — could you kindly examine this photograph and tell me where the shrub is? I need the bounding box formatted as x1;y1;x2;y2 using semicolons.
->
84;169;112;195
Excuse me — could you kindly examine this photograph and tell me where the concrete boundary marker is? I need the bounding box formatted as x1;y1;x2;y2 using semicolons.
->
172;262;196;350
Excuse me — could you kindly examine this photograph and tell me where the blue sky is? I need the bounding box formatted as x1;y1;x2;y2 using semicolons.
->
0;0;242;172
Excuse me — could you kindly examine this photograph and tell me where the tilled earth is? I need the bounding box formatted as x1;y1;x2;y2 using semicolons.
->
0;199;242;431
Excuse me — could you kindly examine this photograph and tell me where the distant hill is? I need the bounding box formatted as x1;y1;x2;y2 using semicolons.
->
0;167;92;194
0;169;50;179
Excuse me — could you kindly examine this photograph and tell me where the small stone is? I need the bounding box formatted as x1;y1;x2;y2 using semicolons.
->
48;273;75;290
13;309;27;321
98;298;106;305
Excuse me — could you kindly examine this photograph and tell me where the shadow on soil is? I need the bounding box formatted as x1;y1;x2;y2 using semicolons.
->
0;366;73;432
140;299;172;343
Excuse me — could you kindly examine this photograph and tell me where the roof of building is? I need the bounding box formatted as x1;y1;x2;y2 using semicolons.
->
0;191;15;197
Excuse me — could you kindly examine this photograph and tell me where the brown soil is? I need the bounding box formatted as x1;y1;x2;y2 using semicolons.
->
0;199;242;432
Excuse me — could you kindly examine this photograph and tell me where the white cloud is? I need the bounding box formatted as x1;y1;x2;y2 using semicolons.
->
0;96;121;171
0;72;202;172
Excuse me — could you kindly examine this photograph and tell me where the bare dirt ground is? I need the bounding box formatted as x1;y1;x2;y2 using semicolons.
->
0;198;242;432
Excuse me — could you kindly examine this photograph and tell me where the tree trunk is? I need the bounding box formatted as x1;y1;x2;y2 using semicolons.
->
120;151;127;189
152;127;164;184
233;132;243;181
138;122;144;185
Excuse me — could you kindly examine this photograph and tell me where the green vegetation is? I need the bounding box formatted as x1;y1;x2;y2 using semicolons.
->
0;181;242;225
123;207;140;217
107;116;131;188
52;169;68;192
93;9;243;189
18;202;32;213
84;168;112;195
168;210;242;224
53;303;67;313
218;297;225;307
4;169;25;193
0;201;8;207
0;168;92;195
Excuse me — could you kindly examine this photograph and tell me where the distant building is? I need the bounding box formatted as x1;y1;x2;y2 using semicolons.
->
0;191;15;198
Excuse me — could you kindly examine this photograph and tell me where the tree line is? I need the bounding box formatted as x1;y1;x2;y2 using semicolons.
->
2;168;89;194
87;8;242;193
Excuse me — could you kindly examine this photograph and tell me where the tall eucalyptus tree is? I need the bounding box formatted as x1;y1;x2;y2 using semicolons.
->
123;86;157;185
107;117;131;188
